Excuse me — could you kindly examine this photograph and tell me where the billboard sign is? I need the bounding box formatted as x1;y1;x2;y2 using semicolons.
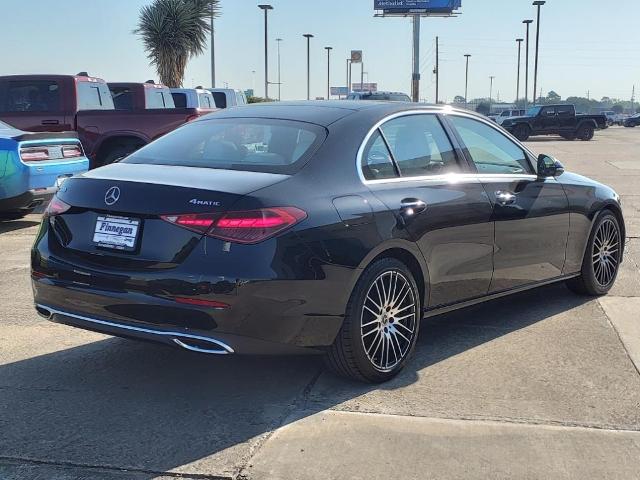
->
351;50;363;64
374;0;461;13
331;86;349;96
352;83;378;93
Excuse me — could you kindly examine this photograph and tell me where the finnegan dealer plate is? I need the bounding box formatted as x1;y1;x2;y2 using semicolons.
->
93;215;140;251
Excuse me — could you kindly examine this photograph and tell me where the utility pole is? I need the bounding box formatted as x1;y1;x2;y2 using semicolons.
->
346;59;351;97
325;46;333;100
632;85;636;113
464;54;471;108
434;36;439;104
523;19;533;108
411;15;421;102
532;1;546;110
361;61;365;93
210;8;215;88
303;34;314;100
276;38;283;101
489;76;495;114
258;5;273;100
516;38;523;103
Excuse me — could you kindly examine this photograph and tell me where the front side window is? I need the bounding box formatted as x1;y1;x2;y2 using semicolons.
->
123;118;326;175
145;89;175;109
212;92;227;108
449;116;532;175
111;87;134;110
1;80;61;112
541;106;556;116
198;93;213;108
380;114;459;177
172;92;187;108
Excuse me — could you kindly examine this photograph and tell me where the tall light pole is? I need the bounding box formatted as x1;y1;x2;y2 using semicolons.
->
411;15;421;102
258;5;273;100
276;38;283;101
303;34;314;100
533;1;546;105
523;19;533;108
489;76;495;114
464;54;471;107
516;38;523;103
346;59;351;98
325;46;333;100
210;6;216;87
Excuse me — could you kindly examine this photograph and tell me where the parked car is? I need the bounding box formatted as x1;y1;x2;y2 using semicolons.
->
0;119;87;219
495;109;526;125
109;81;176;110
501;104;606;141
346;91;412;102
623;113;640;127
602;111;616;127
170;87;217;110
0;74;208;169
206;88;247;108
32;102;624;382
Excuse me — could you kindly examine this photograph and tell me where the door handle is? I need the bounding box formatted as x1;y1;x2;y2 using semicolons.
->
495;190;517;206
41;119;60;125
400;198;427;216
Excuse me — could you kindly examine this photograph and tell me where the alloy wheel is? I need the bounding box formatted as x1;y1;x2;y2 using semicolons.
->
360;270;418;372
592;218;620;287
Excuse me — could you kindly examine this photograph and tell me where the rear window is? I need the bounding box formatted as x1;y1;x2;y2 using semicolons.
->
145;88;175;109
0;80;61;112
123;118;326;174
77;81;114;110
211;92;227;108
172;92;187;108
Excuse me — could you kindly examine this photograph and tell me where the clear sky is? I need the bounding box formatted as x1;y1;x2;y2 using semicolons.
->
1;0;638;103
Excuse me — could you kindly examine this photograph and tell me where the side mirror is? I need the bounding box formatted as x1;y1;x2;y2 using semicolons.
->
537;154;565;178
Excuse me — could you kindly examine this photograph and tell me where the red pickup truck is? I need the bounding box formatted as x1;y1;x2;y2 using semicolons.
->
0;74;215;167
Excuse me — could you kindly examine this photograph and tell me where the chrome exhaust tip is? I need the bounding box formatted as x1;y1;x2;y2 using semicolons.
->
172;336;234;355
35;305;53;320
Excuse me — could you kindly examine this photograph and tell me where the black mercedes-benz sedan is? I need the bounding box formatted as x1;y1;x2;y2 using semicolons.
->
31;101;625;382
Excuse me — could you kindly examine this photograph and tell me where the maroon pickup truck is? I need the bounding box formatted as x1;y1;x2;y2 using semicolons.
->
0;74;214;167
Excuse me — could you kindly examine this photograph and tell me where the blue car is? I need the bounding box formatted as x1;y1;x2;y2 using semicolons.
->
0;120;88;219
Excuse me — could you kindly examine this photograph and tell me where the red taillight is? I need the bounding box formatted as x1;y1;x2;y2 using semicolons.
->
20;147;51;161
44;196;71;217
62;145;83;158
161;207;307;244
186;114;199;122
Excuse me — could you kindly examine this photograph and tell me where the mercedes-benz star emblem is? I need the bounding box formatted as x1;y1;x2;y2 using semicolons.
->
104;186;121;206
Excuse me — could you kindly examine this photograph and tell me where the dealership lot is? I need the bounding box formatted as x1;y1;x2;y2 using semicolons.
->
1;128;639;479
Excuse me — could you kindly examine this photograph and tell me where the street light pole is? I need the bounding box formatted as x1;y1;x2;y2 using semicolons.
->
325;47;333;100
532;1;546;105
258;5;273;100
210;7;215;88
523;19;533;109
464;54;471;108
276;38;283;101
346;59;351;98
411;15;421;102
303;34;314;100
489;76;495;114
516;38;523;103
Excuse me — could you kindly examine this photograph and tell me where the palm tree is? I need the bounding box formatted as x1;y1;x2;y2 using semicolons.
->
135;0;219;88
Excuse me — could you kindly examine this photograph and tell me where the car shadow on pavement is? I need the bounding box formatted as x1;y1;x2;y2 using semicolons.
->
0;283;591;478
0;220;39;234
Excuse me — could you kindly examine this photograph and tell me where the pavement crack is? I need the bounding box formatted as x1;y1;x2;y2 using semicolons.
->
597;298;640;378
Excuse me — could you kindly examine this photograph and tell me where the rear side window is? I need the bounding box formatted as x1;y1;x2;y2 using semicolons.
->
557;105;573;116
380;114;459;177
123;118;326;175
172;92;187;108
111;86;134;110
449;116;532;175
145;89;175;109
0;80;61;112
77;81;114;110
211;92;227;108
198;93;213;108
361;131;397;180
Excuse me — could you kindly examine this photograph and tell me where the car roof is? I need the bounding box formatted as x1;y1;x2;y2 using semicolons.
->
196;100;482;127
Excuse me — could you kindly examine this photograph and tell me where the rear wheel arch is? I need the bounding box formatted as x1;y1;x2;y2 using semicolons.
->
95;135;147;167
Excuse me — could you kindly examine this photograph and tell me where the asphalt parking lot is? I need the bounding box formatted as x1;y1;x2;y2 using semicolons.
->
1;127;639;480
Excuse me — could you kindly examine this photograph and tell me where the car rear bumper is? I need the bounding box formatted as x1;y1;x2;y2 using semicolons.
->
0;186;56;212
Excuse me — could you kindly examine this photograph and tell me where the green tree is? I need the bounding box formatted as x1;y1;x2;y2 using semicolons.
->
611;104;624;114
475;101;490;115
135;0;219;88
453;95;466;104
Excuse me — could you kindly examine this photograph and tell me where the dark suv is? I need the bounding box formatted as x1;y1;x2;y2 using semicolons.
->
347;91;411;102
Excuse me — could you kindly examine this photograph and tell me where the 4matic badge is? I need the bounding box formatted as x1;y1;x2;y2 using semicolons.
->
189;198;221;207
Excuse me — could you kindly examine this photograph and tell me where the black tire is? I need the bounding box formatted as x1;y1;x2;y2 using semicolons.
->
324;258;422;383
566;211;622;296
0;209;34;221
513;124;530;142
560;133;576;141
577;123;595;141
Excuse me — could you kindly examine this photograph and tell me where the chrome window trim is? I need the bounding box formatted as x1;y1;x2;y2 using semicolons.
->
356;108;539;186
